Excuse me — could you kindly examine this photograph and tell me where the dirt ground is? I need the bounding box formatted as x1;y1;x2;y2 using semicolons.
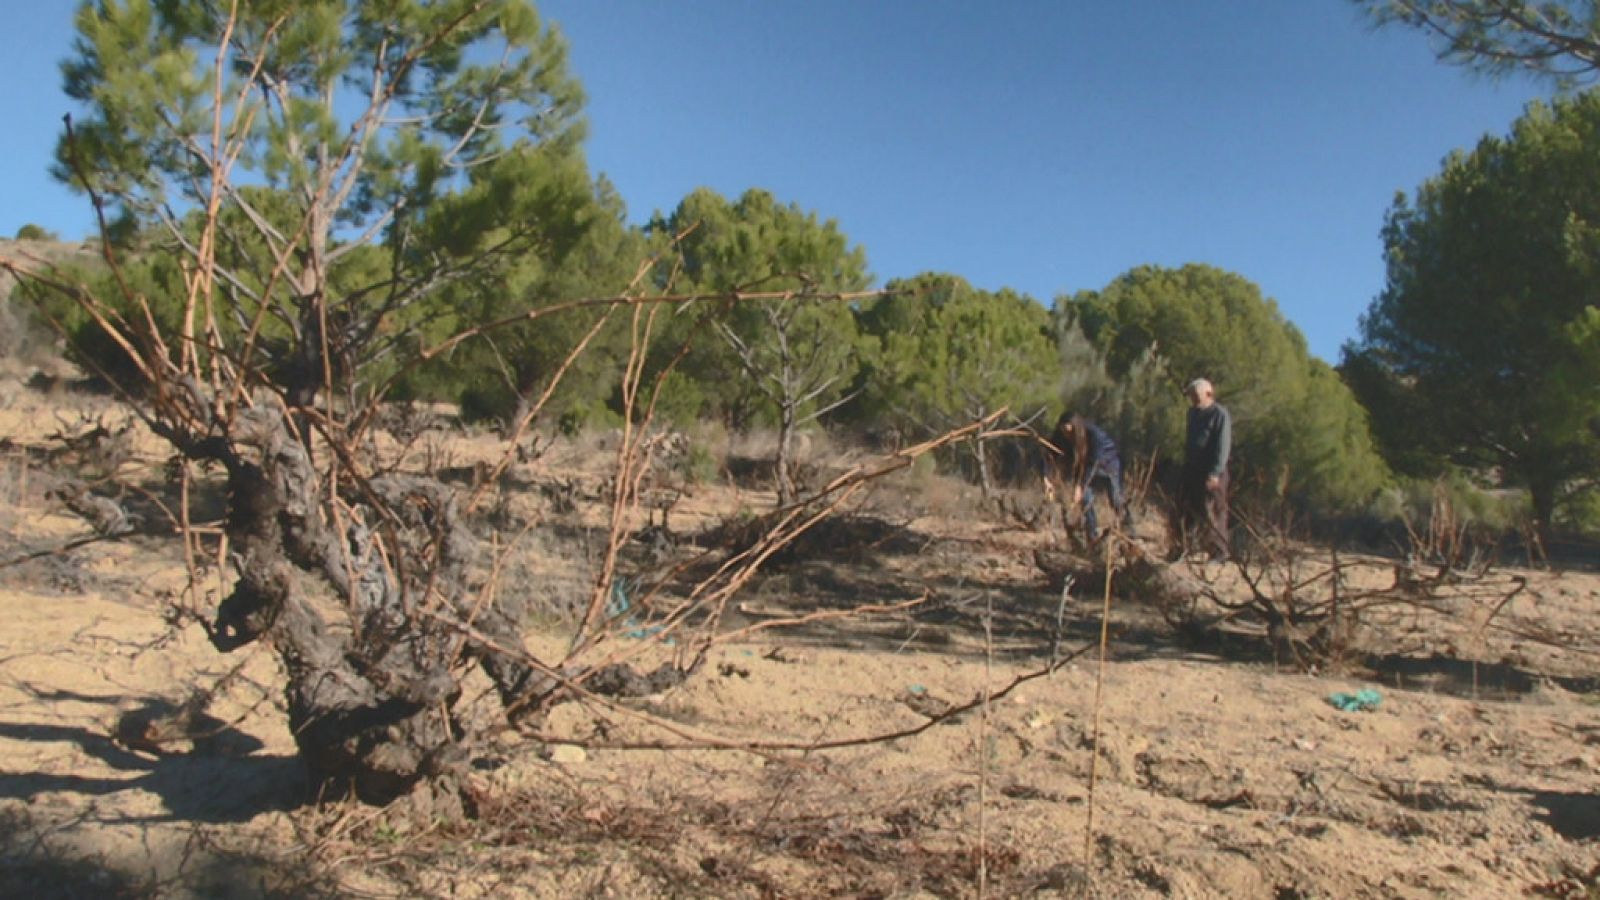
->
0;372;1596;899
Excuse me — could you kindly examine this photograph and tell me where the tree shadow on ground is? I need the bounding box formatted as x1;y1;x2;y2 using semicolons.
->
1527;789;1600;841
0;854;147;900
686;512;1265;666
693;511;930;569
0;800;339;899
710;530;1190;667
1542;535;1600;571
554;508;1594;699
1357;653;1599;701
0;719;304;825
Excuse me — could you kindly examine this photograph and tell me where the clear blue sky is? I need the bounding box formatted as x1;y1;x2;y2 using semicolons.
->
3;2;1555;362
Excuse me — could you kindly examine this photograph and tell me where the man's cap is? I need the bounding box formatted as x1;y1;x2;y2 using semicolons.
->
1185;378;1213;396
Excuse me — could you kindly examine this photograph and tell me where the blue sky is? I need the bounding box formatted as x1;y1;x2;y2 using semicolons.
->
3;2;1555;362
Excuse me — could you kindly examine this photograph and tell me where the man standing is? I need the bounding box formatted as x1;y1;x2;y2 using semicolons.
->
1179;378;1231;560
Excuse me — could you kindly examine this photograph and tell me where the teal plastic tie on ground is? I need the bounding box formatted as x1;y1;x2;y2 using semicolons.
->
605;578;673;643
605;578;633;619
623;622;669;642
1327;688;1382;712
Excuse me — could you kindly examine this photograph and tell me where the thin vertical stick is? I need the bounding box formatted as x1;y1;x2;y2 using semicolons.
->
1052;574;1075;667
179;462;201;613
978;591;993;899
213;527;230;626
1083;536;1117;865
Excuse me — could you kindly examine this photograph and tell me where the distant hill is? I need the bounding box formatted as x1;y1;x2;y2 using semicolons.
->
0;236;98;279
0;236;99;293
0;237;98;361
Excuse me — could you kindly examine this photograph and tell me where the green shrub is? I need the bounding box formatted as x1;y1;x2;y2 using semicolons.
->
675;443;719;486
13;224;59;241
1377;472;1529;534
558;402;623;437
1560;491;1600;537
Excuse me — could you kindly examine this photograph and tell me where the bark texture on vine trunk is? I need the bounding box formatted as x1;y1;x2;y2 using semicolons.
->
204;409;682;805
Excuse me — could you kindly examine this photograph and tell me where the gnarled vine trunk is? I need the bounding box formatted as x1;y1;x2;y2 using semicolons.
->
204;408;685;804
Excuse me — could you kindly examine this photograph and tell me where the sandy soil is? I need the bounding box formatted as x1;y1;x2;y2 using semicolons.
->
0;375;1596;899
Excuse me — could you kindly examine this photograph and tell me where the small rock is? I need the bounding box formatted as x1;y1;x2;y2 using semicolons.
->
548;744;587;764
1562;753;1596;771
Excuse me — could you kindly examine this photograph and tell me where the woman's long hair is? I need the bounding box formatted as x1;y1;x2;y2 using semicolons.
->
1051;412;1089;485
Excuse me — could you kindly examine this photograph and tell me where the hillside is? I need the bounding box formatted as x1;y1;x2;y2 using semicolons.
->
0;237;97;363
0;375;1595;899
